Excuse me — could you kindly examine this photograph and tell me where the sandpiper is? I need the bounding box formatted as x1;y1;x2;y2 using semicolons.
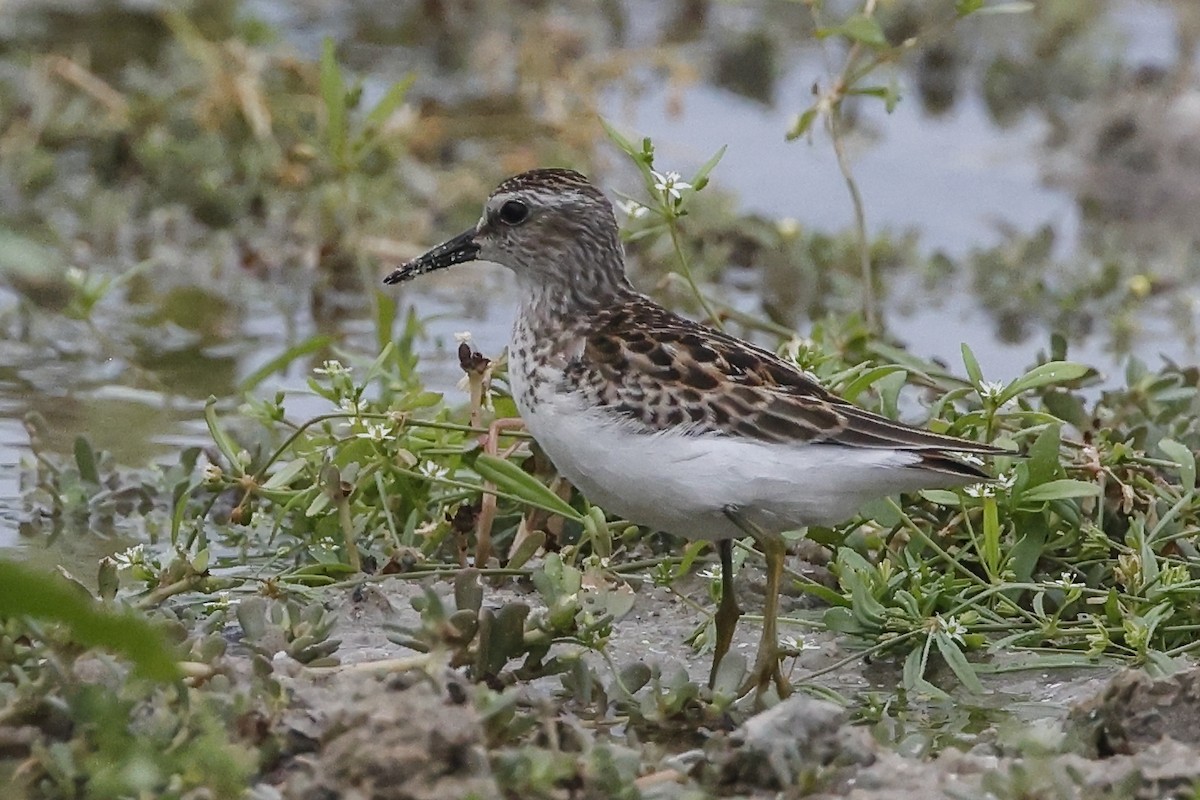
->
385;168;1009;698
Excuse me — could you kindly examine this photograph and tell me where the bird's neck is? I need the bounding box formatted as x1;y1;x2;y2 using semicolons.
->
514;267;635;333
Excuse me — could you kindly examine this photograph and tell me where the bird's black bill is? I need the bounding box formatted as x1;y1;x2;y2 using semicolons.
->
383;228;480;285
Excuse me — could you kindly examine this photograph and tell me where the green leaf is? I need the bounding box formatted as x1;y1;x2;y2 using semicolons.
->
841;365;908;404
961;343;983;388
999;361;1093;406
1009;529;1045;583
1136;520;1158;589
934;631;985;694
867;341;959;385
507;530;546;571
981;495;1001;576
1158;438;1196;490
710;651;746;698
74;436;100;485
204;397;244;476
1022;423;1065;487
191;547;210;573
847;574;888;629
819;14;888;47
799;581;850;608
902;643;949;699
305;491;331;518
170;480;199;547
320;38;347;165
920;489;962;506
674;540;708;579
239;334;335;393
690;145;726;191
374;288;398;355
289;562;359;578
1145;649;1176;675
261;458;309;491
786;106;820;140
364;340;396;385
362;73;416;133
583;505;612;558
1020;479;1101;504
955;0;984;14
972;1;1035;14
1042;389;1087;428
823;606;864;634
474;454;583;521
599;117;638;158
974;652;1106;672
847;85;892;101
0;560;180;681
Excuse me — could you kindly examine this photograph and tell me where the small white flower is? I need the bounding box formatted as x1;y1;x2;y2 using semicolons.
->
964;483;995;499
202;463;224;484
453;331;473;344
965;470;1013;498
651;169;692;201
1053;571;1084;590
339;397;363;415
779;634;805;653
111;544;145;569
313;359;348;377
960;454;986;468
66;266;86;286
936;614;967;644
978;379;1019;410
617;199;649;219
698;564;723;581
419;460;449;481
978;380;1006;401
355;423;394;442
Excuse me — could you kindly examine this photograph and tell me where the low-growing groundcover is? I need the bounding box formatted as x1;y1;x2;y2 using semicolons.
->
3;299;1200;797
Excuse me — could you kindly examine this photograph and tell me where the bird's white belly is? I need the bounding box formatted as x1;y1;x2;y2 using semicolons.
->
515;385;956;541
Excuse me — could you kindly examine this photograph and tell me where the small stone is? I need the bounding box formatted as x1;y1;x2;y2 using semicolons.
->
1067;665;1200;756
707;693;847;788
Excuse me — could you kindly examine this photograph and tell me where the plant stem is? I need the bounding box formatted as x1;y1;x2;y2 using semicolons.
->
667;219;723;330
827;106;875;330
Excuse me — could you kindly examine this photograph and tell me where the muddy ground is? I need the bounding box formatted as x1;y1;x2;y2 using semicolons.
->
230;566;1200;800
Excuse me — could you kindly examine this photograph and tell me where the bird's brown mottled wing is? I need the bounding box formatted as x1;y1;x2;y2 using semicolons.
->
564;296;1008;464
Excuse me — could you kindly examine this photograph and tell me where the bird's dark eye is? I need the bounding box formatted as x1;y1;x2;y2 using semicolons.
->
497;199;530;225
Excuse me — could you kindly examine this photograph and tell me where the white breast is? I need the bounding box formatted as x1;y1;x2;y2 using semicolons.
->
506;349;967;540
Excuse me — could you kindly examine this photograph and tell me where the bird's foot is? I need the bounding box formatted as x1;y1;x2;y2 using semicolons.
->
739;640;792;702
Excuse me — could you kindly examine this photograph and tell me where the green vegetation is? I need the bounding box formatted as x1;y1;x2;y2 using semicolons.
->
1;1;1198;798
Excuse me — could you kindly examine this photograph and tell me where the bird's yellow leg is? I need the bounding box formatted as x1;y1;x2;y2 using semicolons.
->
723;506;792;700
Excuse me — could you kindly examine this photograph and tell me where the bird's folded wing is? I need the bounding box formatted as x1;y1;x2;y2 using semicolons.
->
564;296;1009;457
